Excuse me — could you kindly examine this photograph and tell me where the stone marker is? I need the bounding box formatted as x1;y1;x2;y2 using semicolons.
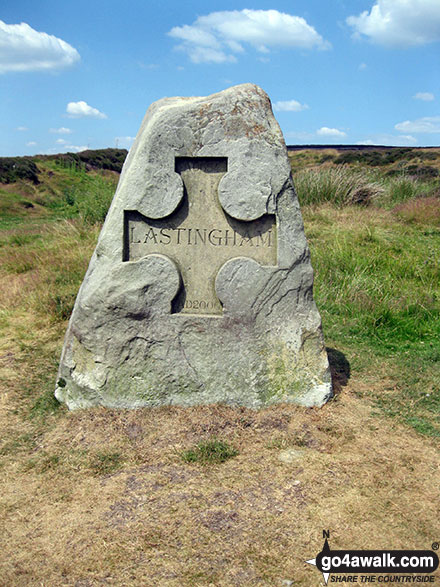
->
55;83;332;409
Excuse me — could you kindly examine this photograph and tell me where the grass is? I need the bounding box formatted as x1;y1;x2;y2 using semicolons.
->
43;160;117;223
293;164;439;208
290;150;440;440
394;196;440;225
0;147;439;585
303;205;440;437
180;438;239;464
89;451;123;475
293;165;385;206
0;402;439;584
29;388;62;419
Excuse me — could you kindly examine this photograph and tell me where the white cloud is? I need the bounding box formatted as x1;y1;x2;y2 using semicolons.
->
395;116;440;133
413;92;435;101
16;125;28;131
62;144;88;153
66;101;107;119
273;99;309;112
357;134;418;146
50;126;72;134
186;46;236;64
359;62;367;70
43;145;88;154
169;9;330;63
0;20;80;73
56;138;68;144
26;141;37;146
317;127;347;138
347;0;440;47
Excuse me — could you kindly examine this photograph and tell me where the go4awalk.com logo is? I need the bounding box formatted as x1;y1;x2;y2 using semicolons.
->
306;531;439;584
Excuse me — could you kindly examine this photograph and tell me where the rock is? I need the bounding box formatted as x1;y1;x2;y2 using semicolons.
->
278;449;306;463
55;83;332;409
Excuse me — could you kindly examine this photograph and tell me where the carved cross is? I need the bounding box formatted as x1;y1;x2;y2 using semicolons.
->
124;157;276;315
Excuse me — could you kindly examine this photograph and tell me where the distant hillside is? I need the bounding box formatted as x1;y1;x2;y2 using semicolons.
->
2;145;440;186
286;144;440;151
0;148;128;184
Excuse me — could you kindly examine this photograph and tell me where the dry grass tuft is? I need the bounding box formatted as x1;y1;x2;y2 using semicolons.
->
293;166;385;207
394;195;440;226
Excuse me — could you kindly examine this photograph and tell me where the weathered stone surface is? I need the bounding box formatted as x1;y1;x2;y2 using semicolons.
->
278;448;307;463
55;83;332;409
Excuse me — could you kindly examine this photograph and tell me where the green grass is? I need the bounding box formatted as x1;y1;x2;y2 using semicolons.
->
0;433;39;457
303;204;440;436
291;149;440;438
1;147;439;439
89;451;123;476
30;389;62;419
0;159;118;228
43;162;116;224
181;438;239;464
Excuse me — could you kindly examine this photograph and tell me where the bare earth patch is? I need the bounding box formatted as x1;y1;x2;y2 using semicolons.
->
1;378;439;586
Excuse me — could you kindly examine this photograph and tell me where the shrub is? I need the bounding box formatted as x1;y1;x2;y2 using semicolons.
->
334;148;417;167
387;165;439;180
0;157;40;184
413;150;438;161
404;165;438;180
293;166;383;207
53;148;128;173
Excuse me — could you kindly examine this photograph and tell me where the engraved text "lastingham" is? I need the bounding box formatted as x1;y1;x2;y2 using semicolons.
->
130;227;274;248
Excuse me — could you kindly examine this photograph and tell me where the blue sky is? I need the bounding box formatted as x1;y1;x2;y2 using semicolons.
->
1;0;439;156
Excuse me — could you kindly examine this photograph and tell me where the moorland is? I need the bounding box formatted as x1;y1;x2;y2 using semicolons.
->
0;146;439;585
